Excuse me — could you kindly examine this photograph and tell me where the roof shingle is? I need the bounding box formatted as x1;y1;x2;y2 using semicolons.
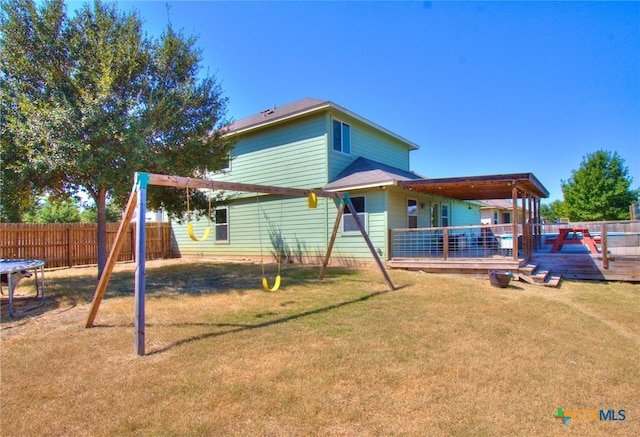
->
324;157;422;191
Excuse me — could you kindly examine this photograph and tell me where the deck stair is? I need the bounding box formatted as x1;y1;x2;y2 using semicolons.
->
517;262;562;288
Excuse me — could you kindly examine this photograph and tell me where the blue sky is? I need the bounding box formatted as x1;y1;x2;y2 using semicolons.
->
68;1;639;203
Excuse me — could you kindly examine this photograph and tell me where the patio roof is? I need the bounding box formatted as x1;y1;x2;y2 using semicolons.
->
398;173;549;200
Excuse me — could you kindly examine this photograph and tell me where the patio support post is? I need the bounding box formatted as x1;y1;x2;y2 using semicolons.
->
533;197;540;250
512;186;519;261
524;193;531;259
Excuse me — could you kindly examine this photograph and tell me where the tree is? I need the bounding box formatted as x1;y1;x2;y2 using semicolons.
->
1;0;232;276
80;199;122;223
561;150;639;221
23;195;81;223
539;200;567;223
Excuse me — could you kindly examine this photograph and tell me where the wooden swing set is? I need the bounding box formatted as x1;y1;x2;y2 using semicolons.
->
85;172;395;355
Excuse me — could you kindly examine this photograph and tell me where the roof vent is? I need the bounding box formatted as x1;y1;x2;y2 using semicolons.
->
261;103;276;117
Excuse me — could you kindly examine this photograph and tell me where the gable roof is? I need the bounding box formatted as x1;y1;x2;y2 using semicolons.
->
227;98;419;150
323;157;422;191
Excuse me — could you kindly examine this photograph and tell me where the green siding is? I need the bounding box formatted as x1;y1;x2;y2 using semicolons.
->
451;202;482;226
216;114;328;189
387;187;412;230
387;188;438;230
173;195;330;259
328;111;412;182
328;189;388;260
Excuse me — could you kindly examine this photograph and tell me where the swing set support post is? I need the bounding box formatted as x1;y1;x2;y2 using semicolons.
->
319;194;395;290
343;194;396;290
133;173;148;356
85;172;396;355
85;183;139;328
319;202;345;281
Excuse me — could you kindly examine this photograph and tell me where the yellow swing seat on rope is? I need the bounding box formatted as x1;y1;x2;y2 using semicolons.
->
185;187;212;242
187;223;211;242
261;274;281;292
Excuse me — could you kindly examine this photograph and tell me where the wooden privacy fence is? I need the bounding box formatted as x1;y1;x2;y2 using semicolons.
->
0;222;172;268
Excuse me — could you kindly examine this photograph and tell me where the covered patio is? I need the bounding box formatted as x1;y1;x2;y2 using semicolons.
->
389;173;640;283
397;172;549;262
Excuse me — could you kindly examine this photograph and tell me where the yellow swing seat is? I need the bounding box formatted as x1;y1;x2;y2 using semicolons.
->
187;222;211;242
261;275;281;292
185;187;212;242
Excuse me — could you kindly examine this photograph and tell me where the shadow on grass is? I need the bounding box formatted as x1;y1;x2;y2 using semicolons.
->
139;287;396;355
1;262;362;324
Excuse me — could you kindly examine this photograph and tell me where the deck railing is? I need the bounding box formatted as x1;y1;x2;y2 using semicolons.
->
390;224;520;260
390;220;640;264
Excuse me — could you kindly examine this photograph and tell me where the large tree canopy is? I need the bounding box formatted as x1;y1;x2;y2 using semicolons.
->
1;0;233;274
561;150;638;221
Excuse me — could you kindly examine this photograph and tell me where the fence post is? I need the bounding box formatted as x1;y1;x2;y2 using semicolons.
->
66;227;73;268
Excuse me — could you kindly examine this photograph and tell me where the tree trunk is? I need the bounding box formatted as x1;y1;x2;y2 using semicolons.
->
96;186;108;279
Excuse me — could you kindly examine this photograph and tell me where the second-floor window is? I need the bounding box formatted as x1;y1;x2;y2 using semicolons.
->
332;120;351;155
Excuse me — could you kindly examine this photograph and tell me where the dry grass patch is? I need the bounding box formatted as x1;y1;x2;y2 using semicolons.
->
1;259;639;436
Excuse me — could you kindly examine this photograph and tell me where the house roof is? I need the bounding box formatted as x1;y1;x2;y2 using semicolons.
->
398;173;549;200
227;98;420;150
323;157;422;191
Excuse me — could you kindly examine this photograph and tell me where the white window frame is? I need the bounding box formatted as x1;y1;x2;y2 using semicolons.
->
343;196;365;233
332;119;351;155
214;206;229;243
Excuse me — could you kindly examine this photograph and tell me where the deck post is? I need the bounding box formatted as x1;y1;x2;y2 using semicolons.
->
443;228;449;260
601;222;609;270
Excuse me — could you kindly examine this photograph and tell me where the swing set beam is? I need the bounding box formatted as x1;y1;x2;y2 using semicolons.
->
146;173;344;199
85;172;395;356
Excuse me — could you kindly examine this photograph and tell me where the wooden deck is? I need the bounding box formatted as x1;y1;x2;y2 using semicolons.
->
388;253;640;283
388;257;524;275
530;253;640;282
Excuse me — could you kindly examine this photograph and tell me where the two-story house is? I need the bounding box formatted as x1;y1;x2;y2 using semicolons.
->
170;98;482;263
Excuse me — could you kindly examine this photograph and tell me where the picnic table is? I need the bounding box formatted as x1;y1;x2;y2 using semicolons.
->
0;259;45;317
549;228;599;254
